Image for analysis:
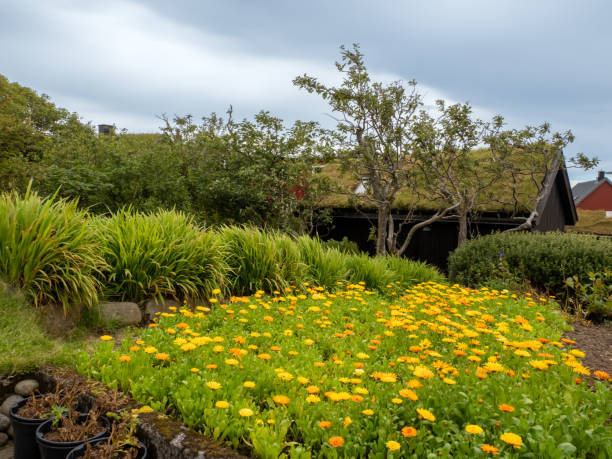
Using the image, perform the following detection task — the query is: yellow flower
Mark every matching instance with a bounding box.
[206,381,222,390]
[391,398,403,404]
[144,345,158,354]
[212,288,221,295]
[413,366,434,379]
[190,368,199,373]
[362,409,374,416]
[306,395,321,403]
[386,440,401,451]
[243,381,255,388]
[500,432,522,448]
[215,401,229,408]
[343,416,352,428]
[399,389,418,401]
[465,425,484,434]
[239,408,254,417]
[225,358,239,366]
[100,335,113,341]
[118,355,131,362]
[416,408,435,422]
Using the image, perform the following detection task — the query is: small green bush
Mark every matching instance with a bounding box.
[564,270,612,320]
[0,188,104,312]
[96,209,228,303]
[448,232,612,300]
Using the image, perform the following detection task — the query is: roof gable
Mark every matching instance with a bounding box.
[572,177,612,204]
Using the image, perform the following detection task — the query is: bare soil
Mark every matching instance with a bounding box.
[563,320,612,378]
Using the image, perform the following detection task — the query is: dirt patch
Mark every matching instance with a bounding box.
[563,321,612,377]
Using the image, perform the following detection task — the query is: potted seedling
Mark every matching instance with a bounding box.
[67,412,147,458]
[36,408,109,459]
[9,386,81,459]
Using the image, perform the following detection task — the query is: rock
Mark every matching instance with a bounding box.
[143,298,181,322]
[6,426,12,439]
[0,414,8,432]
[0,433,7,447]
[96,302,142,325]
[41,304,79,337]
[0,395,22,416]
[0,440,13,459]
[14,379,39,397]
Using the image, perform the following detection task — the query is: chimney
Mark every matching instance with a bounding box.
[597,170,605,181]
[98,124,115,136]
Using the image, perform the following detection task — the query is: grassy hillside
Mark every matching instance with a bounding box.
[567,210,612,235]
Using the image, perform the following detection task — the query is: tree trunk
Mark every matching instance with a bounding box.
[457,210,468,247]
[376,204,389,255]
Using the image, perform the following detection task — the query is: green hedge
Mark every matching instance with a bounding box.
[448,231,612,296]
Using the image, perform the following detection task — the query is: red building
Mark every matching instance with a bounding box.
[572,171,612,211]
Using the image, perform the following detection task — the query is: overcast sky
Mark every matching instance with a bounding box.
[1,0,610,183]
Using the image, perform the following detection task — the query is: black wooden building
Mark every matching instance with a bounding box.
[316,161,577,271]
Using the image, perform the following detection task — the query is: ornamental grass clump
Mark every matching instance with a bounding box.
[95,209,228,303]
[345,253,395,291]
[295,235,348,289]
[220,226,302,295]
[383,256,445,287]
[0,188,104,312]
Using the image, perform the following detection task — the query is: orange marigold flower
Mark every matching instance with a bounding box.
[498,404,515,412]
[129,345,140,351]
[258,353,271,360]
[401,426,418,438]
[594,370,610,380]
[481,444,500,455]
[399,389,418,401]
[328,436,344,448]
[318,420,331,429]
[155,353,169,361]
[119,355,131,362]
[176,322,189,329]
[272,395,290,406]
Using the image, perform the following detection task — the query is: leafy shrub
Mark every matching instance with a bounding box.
[95,209,228,303]
[564,270,612,320]
[0,188,104,312]
[448,232,612,301]
[295,236,349,289]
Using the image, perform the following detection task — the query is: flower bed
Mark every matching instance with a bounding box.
[77,282,612,457]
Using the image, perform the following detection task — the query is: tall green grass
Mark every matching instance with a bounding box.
[95,209,228,303]
[383,256,445,286]
[0,284,65,375]
[220,226,302,294]
[295,235,348,289]
[0,188,104,312]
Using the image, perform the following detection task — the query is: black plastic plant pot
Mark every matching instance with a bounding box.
[9,395,50,459]
[66,438,148,459]
[35,414,109,459]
